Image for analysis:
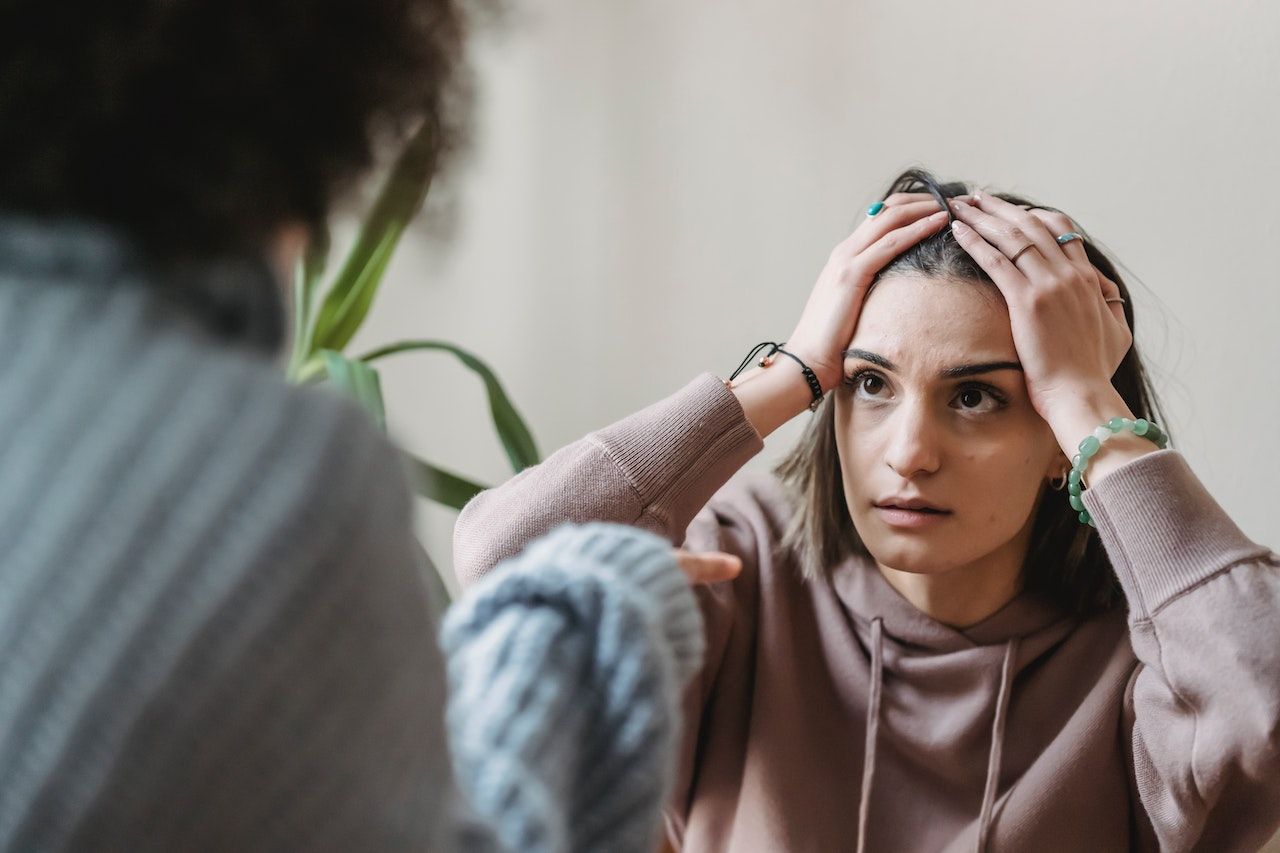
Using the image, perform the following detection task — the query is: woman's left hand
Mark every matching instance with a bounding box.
[948,194,1137,427]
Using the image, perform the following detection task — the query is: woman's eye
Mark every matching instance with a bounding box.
[953,386,1005,412]
[844,370,887,397]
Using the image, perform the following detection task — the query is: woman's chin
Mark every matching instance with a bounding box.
[860,534,962,576]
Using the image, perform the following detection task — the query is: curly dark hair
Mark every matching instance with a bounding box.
[0,0,475,259]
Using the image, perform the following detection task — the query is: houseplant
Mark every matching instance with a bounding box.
[286,120,540,599]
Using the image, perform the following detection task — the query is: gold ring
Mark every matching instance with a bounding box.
[1010,243,1037,264]
[1104,297,1127,304]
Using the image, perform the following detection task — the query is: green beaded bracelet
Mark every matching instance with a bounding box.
[1069,417,1169,528]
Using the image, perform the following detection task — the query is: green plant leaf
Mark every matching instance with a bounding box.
[320,349,387,431]
[287,224,332,379]
[308,121,438,355]
[407,454,487,510]
[359,339,540,472]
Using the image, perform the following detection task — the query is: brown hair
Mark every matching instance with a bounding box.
[774,169,1166,620]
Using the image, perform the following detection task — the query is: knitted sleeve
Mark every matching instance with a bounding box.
[1082,450,1280,851]
[440,522,705,853]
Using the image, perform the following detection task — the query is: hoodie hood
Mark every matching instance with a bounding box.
[831,554,1077,852]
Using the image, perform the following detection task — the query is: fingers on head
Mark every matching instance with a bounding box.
[1026,208,1089,262]
[844,201,946,259]
[1027,208,1076,234]
[951,222,1022,282]
[1098,272,1124,302]
[883,191,936,207]
[863,210,948,264]
[973,194,1063,249]
[876,199,946,226]
[955,202,1043,261]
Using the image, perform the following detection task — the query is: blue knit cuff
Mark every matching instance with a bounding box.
[446,522,705,688]
[442,522,698,852]
[498,522,706,686]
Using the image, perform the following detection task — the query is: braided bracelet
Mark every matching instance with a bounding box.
[1069,417,1169,527]
[724,341,825,412]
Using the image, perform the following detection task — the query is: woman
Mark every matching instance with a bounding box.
[454,170,1280,852]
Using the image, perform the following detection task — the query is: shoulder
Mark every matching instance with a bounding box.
[111,328,420,594]
[178,340,413,526]
[696,467,795,541]
[238,365,419,567]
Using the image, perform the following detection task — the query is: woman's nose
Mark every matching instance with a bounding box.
[884,401,942,479]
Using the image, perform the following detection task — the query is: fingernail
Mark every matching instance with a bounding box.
[972,189,983,203]
[952,220,971,234]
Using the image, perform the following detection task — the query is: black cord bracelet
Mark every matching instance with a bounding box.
[725,341,826,412]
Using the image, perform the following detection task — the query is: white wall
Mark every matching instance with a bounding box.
[353,0,1280,589]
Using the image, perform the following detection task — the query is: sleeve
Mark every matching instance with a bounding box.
[1081,449,1280,853]
[451,373,763,587]
[440,522,705,853]
[450,373,767,841]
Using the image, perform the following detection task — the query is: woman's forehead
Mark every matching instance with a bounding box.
[849,274,1016,366]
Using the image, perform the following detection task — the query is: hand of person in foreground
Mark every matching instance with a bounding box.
[674,549,742,585]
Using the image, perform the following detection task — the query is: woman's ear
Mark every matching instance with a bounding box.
[1044,453,1071,482]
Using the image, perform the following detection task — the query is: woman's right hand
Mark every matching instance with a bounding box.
[782,193,953,392]
[728,193,953,439]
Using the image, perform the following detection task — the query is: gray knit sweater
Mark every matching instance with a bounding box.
[0,217,702,852]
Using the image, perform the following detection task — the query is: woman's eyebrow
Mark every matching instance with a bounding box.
[939,361,1023,379]
[843,348,1022,379]
[843,348,895,369]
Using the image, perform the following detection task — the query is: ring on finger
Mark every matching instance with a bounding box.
[867,201,886,217]
[1056,231,1085,246]
[1010,243,1038,264]
[1105,297,1126,304]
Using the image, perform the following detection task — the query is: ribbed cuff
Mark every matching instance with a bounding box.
[1081,449,1272,619]
[591,373,763,510]
[529,522,705,685]
[451,522,706,686]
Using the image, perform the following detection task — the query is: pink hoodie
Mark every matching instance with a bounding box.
[454,373,1280,852]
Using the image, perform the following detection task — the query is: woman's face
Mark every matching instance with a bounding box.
[833,273,1065,576]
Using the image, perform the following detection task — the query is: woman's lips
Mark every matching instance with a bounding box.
[873,505,953,529]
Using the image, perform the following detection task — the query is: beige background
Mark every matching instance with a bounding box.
[358,0,1278,577]
[355,1,1278,841]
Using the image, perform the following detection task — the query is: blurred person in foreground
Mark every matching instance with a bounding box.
[0,2,725,851]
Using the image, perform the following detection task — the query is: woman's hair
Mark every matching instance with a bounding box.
[0,0,476,260]
[774,168,1166,620]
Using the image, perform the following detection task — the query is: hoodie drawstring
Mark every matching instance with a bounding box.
[855,617,884,853]
[975,638,1019,853]
[856,624,1019,853]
